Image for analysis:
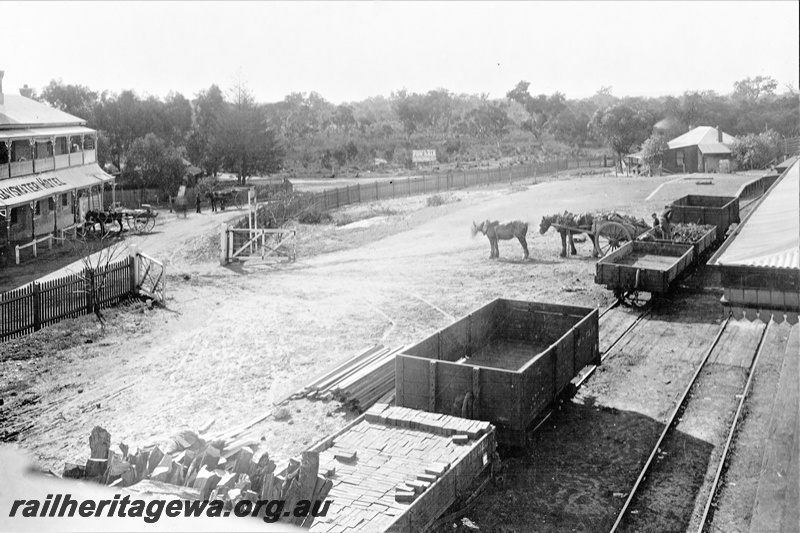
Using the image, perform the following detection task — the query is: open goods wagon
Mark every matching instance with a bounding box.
[667,195,739,241]
[596,241,694,306]
[641,223,718,260]
[395,299,599,446]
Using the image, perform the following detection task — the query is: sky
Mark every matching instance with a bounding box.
[1,1,798,105]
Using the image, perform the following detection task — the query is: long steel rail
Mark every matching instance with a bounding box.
[608,315,733,533]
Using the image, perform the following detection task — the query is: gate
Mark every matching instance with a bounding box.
[132,249,166,303]
[220,224,297,265]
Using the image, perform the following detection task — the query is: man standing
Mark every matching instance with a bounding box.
[195,193,202,213]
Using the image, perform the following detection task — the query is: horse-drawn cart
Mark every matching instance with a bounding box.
[541,212,652,258]
[119,205,158,234]
[82,204,158,236]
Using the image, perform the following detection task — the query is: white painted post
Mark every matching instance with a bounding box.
[220,224,228,266]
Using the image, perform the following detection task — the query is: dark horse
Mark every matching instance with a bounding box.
[539,212,598,257]
[471,220,529,259]
[85,210,124,235]
[205,191,228,212]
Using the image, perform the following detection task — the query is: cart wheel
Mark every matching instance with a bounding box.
[134,215,148,234]
[234,192,243,210]
[596,222,632,256]
[145,216,156,233]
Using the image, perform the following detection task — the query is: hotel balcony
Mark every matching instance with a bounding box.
[0,149,97,180]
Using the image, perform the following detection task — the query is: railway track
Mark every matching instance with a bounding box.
[529,298,652,434]
[607,317,771,533]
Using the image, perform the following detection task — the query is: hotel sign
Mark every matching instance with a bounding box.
[412,149,437,163]
[0,176,67,201]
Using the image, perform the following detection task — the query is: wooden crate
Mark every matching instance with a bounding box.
[667,195,739,241]
[395,299,599,446]
[595,241,694,295]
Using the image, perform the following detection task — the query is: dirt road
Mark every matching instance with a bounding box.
[2,171,755,484]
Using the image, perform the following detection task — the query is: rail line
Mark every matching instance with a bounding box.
[529,298,652,435]
[696,320,772,533]
[607,316,770,533]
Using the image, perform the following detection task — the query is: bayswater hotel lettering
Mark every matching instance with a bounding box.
[0,176,68,201]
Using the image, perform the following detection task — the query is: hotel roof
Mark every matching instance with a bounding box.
[0,94,86,129]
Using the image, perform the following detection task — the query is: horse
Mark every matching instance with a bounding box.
[539,212,598,258]
[471,220,529,259]
[85,209,124,235]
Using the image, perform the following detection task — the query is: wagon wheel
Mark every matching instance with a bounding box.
[233,192,244,210]
[144,215,156,233]
[126,215,136,231]
[133,214,149,234]
[596,222,632,257]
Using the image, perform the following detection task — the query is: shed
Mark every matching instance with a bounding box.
[709,159,799,324]
[663,126,738,174]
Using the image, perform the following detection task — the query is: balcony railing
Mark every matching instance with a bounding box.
[54,154,70,169]
[10,160,33,177]
[1,149,99,179]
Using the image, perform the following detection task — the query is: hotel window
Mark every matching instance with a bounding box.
[48,197,55,212]
[34,201,41,217]
[61,193,68,207]
[11,208,18,225]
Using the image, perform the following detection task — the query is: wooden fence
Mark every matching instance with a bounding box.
[0,256,135,342]
[278,156,611,218]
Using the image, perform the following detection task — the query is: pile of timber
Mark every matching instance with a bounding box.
[288,345,404,412]
[62,424,332,529]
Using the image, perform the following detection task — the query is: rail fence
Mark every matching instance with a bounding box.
[0,256,135,342]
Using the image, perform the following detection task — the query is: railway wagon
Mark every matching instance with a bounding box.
[641,223,718,261]
[395,299,600,446]
[596,241,694,303]
[667,195,739,241]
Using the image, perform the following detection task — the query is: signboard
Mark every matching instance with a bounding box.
[0,176,67,202]
[412,149,437,163]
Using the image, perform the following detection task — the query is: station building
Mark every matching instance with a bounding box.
[0,71,114,262]
[710,157,800,323]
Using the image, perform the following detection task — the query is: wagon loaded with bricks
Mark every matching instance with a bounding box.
[395,299,599,446]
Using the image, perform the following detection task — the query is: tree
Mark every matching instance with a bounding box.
[124,133,185,196]
[216,80,285,184]
[729,130,783,170]
[640,132,669,174]
[589,104,653,167]
[39,79,99,123]
[188,84,226,176]
[733,76,778,103]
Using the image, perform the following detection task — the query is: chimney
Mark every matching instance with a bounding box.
[19,84,33,98]
[0,70,4,105]
[717,126,723,143]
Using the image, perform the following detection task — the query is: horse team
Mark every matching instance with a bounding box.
[472,210,670,260]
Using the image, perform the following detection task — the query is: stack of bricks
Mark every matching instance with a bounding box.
[309,404,494,533]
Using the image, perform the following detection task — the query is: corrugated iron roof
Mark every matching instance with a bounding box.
[713,160,799,270]
[0,125,96,140]
[0,94,86,128]
[697,143,732,155]
[668,126,737,150]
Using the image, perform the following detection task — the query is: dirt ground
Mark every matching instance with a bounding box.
[0,170,760,522]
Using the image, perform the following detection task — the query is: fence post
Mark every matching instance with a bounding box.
[407,177,411,197]
[357,184,361,203]
[346,186,351,205]
[32,282,41,331]
[85,269,94,318]
[375,181,379,201]
[129,244,139,293]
